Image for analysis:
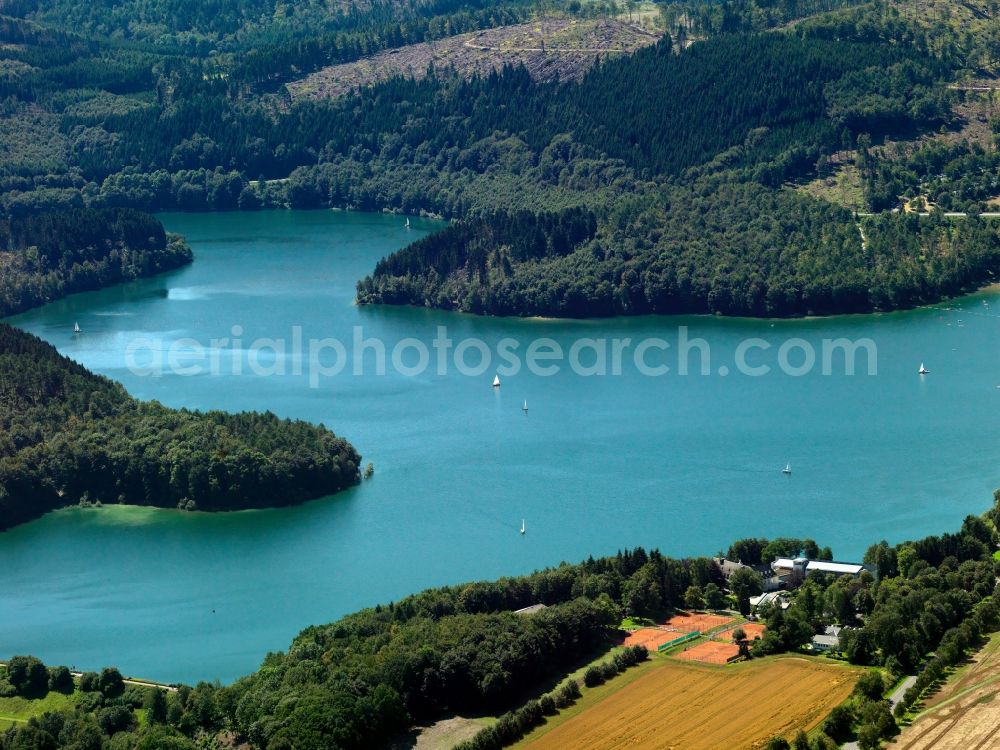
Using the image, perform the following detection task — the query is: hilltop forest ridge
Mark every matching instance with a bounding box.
[0,0,999,316]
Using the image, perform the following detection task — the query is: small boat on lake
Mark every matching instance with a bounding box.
[73,322,81,334]
[782,462,792,475]
[405,217,411,229]
[520,519,526,535]
[492,374,501,387]
[522,400,528,412]
[919,363,928,375]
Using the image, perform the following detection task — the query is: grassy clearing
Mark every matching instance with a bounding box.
[794,162,866,212]
[0,690,78,730]
[391,715,495,750]
[619,616,655,630]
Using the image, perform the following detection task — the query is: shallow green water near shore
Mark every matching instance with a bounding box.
[2,210,998,684]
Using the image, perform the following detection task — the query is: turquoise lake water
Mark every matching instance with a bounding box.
[2,209,999,684]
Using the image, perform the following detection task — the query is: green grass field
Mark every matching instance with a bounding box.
[619,616,655,630]
[0,690,78,730]
[794,163,865,212]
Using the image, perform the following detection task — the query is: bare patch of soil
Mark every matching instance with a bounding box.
[288,19,660,100]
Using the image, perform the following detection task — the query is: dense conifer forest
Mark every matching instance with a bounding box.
[358,186,1000,316]
[0,208,192,317]
[0,325,361,530]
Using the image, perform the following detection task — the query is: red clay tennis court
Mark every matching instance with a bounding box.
[623,628,684,651]
[662,612,736,633]
[674,640,741,664]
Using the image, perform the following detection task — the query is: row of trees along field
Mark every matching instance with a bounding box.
[0,324,362,530]
[2,494,999,749]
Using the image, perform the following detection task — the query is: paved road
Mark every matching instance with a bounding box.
[856,212,1000,218]
[889,675,918,707]
[841,675,917,750]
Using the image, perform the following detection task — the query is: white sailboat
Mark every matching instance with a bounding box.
[73,322,81,334]
[520,519,526,535]
[492,374,501,387]
[522,400,528,412]
[405,217,411,229]
[918,363,928,374]
[782,462,792,475]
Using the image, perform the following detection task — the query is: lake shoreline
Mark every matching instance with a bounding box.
[355,279,1000,323]
[0,489,355,534]
[3,209,999,686]
[0,204,980,327]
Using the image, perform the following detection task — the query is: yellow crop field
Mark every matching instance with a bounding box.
[521,657,860,750]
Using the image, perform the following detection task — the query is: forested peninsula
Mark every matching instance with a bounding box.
[0,208,192,317]
[0,325,361,530]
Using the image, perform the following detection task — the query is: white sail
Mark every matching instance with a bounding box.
[405,218,411,229]
[492,374,501,387]
[522,400,528,411]
[73,322,80,333]
[520,519,525,534]
[783,462,792,474]
[919,363,928,374]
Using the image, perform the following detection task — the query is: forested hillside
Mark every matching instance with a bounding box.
[359,184,1000,316]
[0,208,192,316]
[2,0,540,62]
[0,325,361,530]
[1,0,999,319]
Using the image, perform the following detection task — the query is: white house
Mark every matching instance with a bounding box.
[811,625,844,652]
[805,560,866,576]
